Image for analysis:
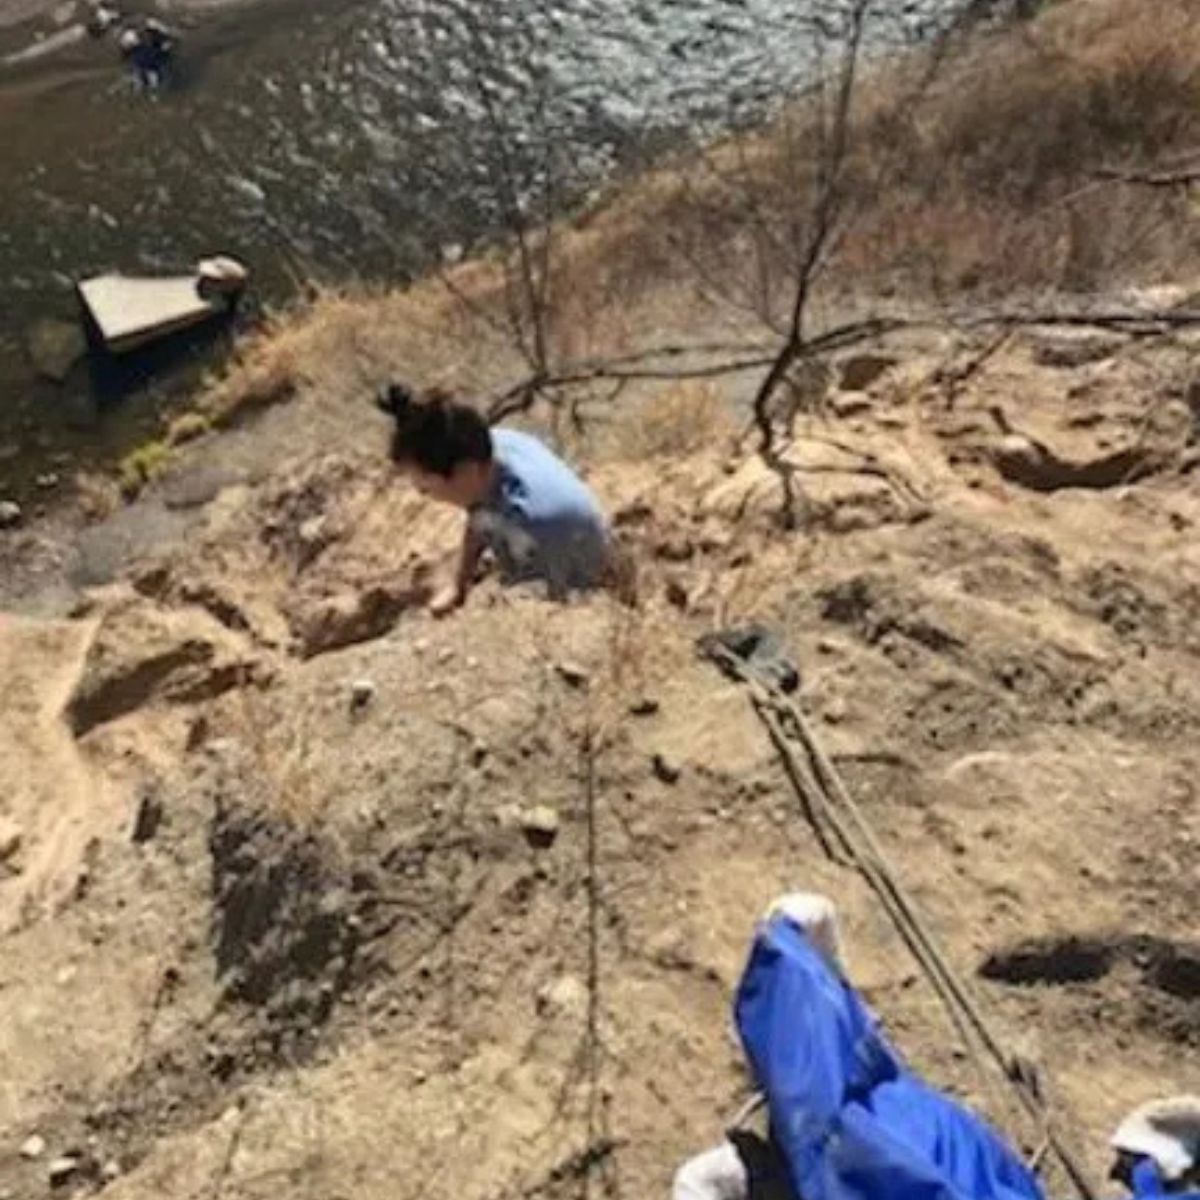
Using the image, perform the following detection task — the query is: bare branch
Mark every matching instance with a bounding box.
[750,0,873,485]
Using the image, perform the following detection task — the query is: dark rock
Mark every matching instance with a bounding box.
[664,577,689,610]
[837,354,897,392]
[131,789,164,844]
[0,818,22,866]
[991,433,1163,493]
[652,753,682,784]
[555,661,589,689]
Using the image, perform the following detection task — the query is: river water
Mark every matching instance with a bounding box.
[0,0,952,503]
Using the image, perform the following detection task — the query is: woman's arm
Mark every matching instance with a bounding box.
[430,521,484,617]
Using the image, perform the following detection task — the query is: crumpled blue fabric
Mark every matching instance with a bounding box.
[734,912,1046,1200]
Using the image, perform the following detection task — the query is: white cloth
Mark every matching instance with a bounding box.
[674,1142,749,1200]
[1112,1096,1200,1181]
[762,892,843,973]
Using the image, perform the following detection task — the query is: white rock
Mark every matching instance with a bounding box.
[520,806,560,842]
[19,1134,46,1160]
[47,1156,79,1187]
[0,501,21,530]
[536,974,587,1017]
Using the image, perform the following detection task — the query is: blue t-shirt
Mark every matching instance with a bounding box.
[469,428,609,595]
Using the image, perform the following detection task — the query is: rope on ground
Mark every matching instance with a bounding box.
[700,641,1099,1200]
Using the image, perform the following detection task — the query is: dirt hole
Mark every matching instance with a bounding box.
[979,937,1117,986]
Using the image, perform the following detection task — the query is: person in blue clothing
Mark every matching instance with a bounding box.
[378,384,612,615]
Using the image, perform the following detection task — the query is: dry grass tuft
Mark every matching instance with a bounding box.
[117,439,172,500]
[235,685,324,828]
[165,412,211,447]
[73,471,122,522]
[607,381,734,462]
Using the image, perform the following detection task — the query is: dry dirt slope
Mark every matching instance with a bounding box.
[0,324,1198,1200]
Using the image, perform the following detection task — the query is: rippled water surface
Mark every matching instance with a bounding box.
[0,0,951,498]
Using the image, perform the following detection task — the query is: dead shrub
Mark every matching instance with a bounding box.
[839,0,1200,293]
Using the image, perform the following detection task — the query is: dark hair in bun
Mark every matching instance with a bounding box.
[376,382,415,419]
[380,383,492,478]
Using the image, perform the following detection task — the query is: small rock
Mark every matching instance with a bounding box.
[647,928,695,970]
[36,473,59,490]
[520,806,560,848]
[664,577,689,610]
[19,1134,46,1160]
[1027,328,1126,369]
[629,697,660,717]
[298,516,325,543]
[822,696,849,725]
[25,319,86,383]
[555,661,589,688]
[652,753,682,784]
[186,714,210,753]
[101,1160,122,1182]
[131,789,163,844]
[0,818,22,864]
[47,1157,79,1188]
[828,391,873,419]
[536,973,587,1017]
[837,353,897,392]
[350,679,376,711]
[0,500,21,529]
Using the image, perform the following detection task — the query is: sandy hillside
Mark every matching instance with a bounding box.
[0,314,1197,1200]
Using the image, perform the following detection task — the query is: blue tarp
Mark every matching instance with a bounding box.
[734,912,1047,1200]
[734,910,1200,1200]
